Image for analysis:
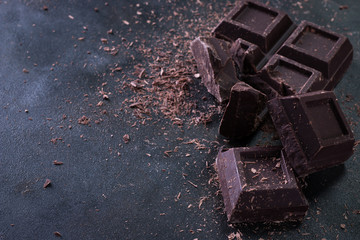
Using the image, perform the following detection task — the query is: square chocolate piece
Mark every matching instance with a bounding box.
[216,146,308,223]
[212,0,293,53]
[263,54,325,95]
[190,37,240,103]
[278,21,353,90]
[268,91,355,176]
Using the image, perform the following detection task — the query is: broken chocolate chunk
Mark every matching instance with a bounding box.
[242,70,281,100]
[268,91,354,176]
[190,37,240,103]
[212,0,293,53]
[278,20,353,90]
[216,146,308,223]
[230,38,264,74]
[219,82,266,139]
[263,54,325,95]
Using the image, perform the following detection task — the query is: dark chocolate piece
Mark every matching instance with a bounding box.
[216,146,308,223]
[242,70,282,100]
[278,20,353,90]
[230,38,265,74]
[263,54,325,95]
[190,37,239,103]
[212,0,293,53]
[219,82,266,139]
[268,91,354,176]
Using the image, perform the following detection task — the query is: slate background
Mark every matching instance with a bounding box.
[0,0,359,239]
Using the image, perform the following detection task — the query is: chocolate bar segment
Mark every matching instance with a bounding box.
[278,20,353,90]
[219,82,266,139]
[190,37,239,103]
[216,146,308,223]
[263,54,325,95]
[212,0,293,53]
[230,38,265,74]
[268,91,355,176]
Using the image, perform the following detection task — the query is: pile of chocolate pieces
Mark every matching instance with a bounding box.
[191,0,355,223]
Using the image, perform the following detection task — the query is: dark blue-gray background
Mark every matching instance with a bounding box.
[0,0,359,239]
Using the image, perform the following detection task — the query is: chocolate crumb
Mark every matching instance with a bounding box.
[123,134,130,143]
[43,179,51,188]
[78,115,90,125]
[53,160,63,165]
[339,5,348,10]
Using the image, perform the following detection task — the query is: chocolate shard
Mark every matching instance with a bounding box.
[268,91,355,177]
[216,146,309,223]
[263,54,325,95]
[219,82,267,139]
[278,20,353,90]
[212,0,293,53]
[230,38,265,75]
[242,69,282,100]
[190,37,240,103]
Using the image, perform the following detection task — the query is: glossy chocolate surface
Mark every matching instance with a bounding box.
[216,146,308,223]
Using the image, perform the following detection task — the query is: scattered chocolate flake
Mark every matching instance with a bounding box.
[43,5,48,11]
[43,179,51,188]
[54,231,62,237]
[53,160,63,165]
[122,20,130,25]
[78,115,90,125]
[339,5,348,10]
[198,196,208,209]
[22,68,29,73]
[227,231,243,240]
[123,134,130,143]
[353,210,360,214]
[187,181,198,188]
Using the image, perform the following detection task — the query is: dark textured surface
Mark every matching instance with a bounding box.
[0,0,360,239]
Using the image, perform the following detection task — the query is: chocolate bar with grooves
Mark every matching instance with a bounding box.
[277,20,353,90]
